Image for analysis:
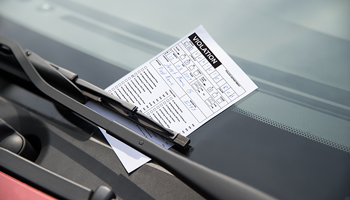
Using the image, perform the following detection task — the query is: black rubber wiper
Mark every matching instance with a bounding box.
[26,50,190,149]
[0,36,276,200]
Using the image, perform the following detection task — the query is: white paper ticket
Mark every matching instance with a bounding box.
[88,25,257,173]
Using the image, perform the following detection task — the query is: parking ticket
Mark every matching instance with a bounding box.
[88,25,258,173]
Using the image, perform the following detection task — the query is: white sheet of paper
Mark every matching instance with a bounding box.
[88,25,258,173]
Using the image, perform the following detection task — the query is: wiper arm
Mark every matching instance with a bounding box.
[0,36,276,200]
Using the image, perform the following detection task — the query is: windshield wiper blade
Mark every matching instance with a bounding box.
[25,50,190,149]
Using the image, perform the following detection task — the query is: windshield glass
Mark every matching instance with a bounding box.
[0,0,349,153]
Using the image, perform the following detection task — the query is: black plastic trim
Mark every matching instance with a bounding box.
[0,147,92,200]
